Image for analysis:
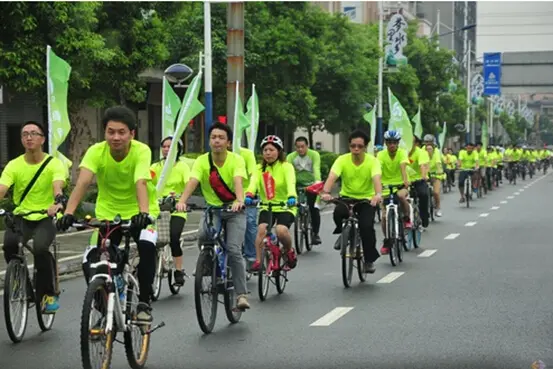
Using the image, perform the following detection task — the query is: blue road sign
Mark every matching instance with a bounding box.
[483,52,501,95]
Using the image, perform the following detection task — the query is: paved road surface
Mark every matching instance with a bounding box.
[0,175,552,369]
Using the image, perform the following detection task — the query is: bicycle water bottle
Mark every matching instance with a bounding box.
[268,234,278,246]
[115,275,126,302]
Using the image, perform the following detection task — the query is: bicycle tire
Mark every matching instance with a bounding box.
[303,210,312,252]
[354,228,366,282]
[36,252,56,332]
[124,277,151,369]
[428,188,435,222]
[275,267,287,294]
[3,260,29,343]
[465,178,470,208]
[293,217,303,255]
[167,245,182,295]
[341,225,354,288]
[80,278,114,369]
[150,249,163,301]
[388,211,399,267]
[223,267,242,324]
[257,249,270,301]
[194,248,218,334]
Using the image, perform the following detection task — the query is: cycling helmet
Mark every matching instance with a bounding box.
[161,136,183,155]
[375,145,384,151]
[423,134,436,144]
[384,130,401,141]
[260,135,284,151]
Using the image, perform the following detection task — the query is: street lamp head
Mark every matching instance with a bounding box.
[164,63,193,85]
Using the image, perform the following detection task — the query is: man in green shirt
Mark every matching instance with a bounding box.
[287,137,322,245]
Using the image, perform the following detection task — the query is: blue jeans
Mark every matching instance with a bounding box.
[243,206,258,260]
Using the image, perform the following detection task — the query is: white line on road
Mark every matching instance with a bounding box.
[514,192,520,195]
[417,249,437,258]
[444,233,460,240]
[465,221,477,227]
[520,189,525,192]
[507,196,514,199]
[500,201,508,204]
[480,213,489,217]
[490,206,500,210]
[376,272,404,284]
[310,307,354,326]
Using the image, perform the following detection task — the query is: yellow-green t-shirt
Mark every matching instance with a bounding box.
[445,154,457,170]
[477,149,488,166]
[427,149,443,174]
[330,153,381,200]
[0,154,66,221]
[150,159,190,219]
[80,140,160,220]
[377,148,408,194]
[190,152,247,206]
[239,147,257,193]
[408,147,430,181]
[247,160,297,214]
[458,149,479,170]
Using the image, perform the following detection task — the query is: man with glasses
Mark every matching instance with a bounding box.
[0,121,67,313]
[320,129,383,274]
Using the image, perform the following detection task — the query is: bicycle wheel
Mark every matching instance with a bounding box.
[388,211,399,267]
[224,267,242,324]
[293,216,303,255]
[354,229,366,282]
[303,211,312,252]
[410,208,422,249]
[428,188,435,222]
[275,263,287,294]
[80,278,114,369]
[124,276,151,369]
[258,249,270,301]
[36,252,56,331]
[194,248,218,334]
[341,225,354,288]
[167,245,181,295]
[150,248,163,301]
[3,259,29,343]
[465,179,470,208]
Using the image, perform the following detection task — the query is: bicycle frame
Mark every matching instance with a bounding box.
[384,185,406,240]
[255,201,289,273]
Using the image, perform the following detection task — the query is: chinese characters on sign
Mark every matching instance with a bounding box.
[483,52,501,96]
[385,14,408,66]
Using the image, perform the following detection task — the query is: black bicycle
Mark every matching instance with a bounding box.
[294,187,312,255]
[0,209,60,343]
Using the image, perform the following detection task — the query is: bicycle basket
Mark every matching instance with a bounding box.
[156,211,171,244]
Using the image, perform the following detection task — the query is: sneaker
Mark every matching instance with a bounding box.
[286,249,297,269]
[435,210,443,217]
[41,295,59,314]
[136,302,153,323]
[236,294,250,310]
[363,262,376,274]
[173,269,186,286]
[250,260,261,272]
[380,245,390,255]
[312,234,322,245]
[334,237,342,250]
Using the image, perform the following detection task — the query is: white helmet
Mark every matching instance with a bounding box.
[260,135,284,150]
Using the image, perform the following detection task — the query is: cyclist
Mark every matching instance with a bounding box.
[238,147,258,270]
[444,148,457,188]
[58,106,160,323]
[287,136,322,245]
[408,135,430,228]
[320,129,383,274]
[377,130,410,256]
[150,136,189,286]
[475,142,487,193]
[457,142,480,203]
[486,146,498,190]
[175,122,250,310]
[424,135,444,217]
[0,121,67,313]
[247,135,298,272]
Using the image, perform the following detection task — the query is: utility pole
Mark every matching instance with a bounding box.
[204,1,213,151]
[377,0,384,146]
[227,2,245,136]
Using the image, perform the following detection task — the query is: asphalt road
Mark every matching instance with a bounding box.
[0,175,552,369]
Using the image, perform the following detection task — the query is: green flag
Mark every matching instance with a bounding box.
[245,84,260,152]
[156,72,205,196]
[46,45,72,169]
[412,104,422,138]
[481,122,488,151]
[232,81,251,153]
[387,88,414,152]
[363,103,377,153]
[160,76,182,158]
[438,122,447,149]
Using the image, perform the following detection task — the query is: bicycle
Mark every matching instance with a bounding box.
[255,201,296,301]
[73,215,165,369]
[427,174,435,222]
[406,185,423,250]
[0,209,60,343]
[151,193,185,301]
[193,205,246,334]
[383,185,409,266]
[294,187,312,255]
[327,198,371,288]
[461,169,475,208]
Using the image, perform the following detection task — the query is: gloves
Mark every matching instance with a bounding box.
[54,194,68,208]
[245,192,254,206]
[131,212,152,229]
[57,213,76,231]
[287,197,297,207]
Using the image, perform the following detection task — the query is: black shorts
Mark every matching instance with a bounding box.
[258,211,295,229]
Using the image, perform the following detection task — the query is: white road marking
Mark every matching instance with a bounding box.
[418,249,437,258]
[490,206,500,210]
[520,189,525,192]
[480,213,489,217]
[310,307,354,326]
[500,201,508,204]
[376,272,404,284]
[514,192,520,195]
[507,196,514,199]
[444,233,460,240]
[465,221,477,227]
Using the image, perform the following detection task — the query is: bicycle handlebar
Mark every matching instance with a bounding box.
[71,216,133,230]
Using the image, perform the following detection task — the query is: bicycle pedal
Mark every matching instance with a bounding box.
[145,321,165,334]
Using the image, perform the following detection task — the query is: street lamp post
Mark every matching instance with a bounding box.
[377,0,384,146]
[204,1,213,152]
